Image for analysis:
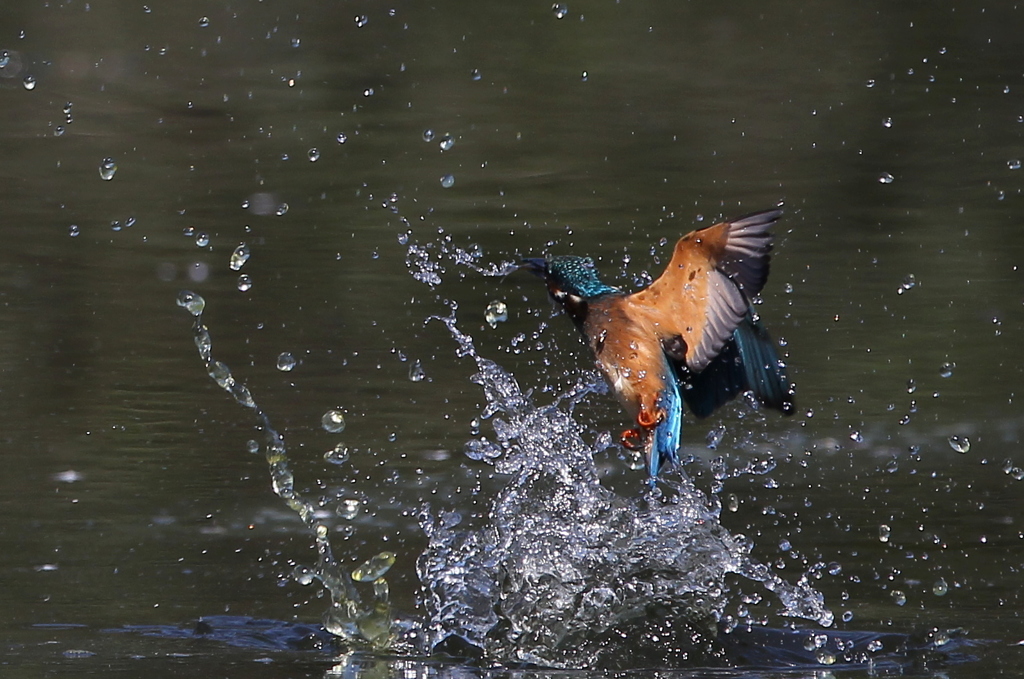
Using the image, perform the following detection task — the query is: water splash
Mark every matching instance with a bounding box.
[174,231,833,668]
[403,229,517,288]
[175,291,394,649]
[416,305,833,668]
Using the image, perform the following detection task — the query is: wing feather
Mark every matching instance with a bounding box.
[628,209,780,373]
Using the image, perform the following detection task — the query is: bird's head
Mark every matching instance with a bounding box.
[520,256,620,324]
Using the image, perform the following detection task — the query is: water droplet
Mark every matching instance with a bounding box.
[422,129,435,142]
[68,224,80,237]
[866,79,876,88]
[440,174,455,188]
[470,69,481,81]
[897,273,916,294]
[237,274,252,291]
[321,409,346,434]
[484,300,508,327]
[62,649,96,659]
[725,493,739,512]
[947,435,970,454]
[827,562,842,576]
[933,577,948,596]
[292,565,315,586]
[198,16,210,27]
[22,74,35,90]
[246,439,259,454]
[581,70,588,82]
[336,132,347,144]
[337,498,360,519]
[229,243,250,270]
[195,232,210,247]
[783,282,794,293]
[891,590,907,606]
[373,577,389,601]
[1008,159,1021,170]
[354,14,369,27]
[207,360,234,390]
[53,125,64,136]
[552,3,569,18]
[842,610,854,622]
[176,290,206,316]
[882,117,893,128]
[98,157,117,181]
[308,147,320,162]
[363,87,374,97]
[110,220,123,232]
[867,639,883,652]
[878,172,894,184]
[275,203,289,216]
[291,38,301,48]
[276,352,297,371]
[939,362,955,378]
[706,424,726,449]
[849,431,863,443]
[878,524,891,543]
[439,134,455,151]
[351,551,396,582]
[324,443,349,465]
[815,649,836,665]
[408,359,426,382]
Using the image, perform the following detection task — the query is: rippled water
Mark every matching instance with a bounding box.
[1,1,1021,677]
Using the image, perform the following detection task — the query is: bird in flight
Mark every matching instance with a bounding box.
[522,209,794,481]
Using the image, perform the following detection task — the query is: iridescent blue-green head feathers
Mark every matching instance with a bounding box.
[520,255,621,330]
[521,256,620,300]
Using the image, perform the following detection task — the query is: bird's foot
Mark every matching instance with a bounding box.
[621,408,665,451]
[620,427,646,451]
[637,407,664,429]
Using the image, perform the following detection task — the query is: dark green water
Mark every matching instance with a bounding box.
[0,1,1020,676]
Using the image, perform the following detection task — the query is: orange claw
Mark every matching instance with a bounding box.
[622,406,667,451]
[620,428,645,451]
[637,407,663,429]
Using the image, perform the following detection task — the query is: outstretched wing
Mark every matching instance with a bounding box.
[629,209,781,373]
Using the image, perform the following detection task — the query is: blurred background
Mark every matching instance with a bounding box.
[0,1,1020,676]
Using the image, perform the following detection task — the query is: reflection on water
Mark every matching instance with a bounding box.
[110,615,978,676]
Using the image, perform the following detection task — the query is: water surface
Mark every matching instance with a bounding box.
[0,1,1021,677]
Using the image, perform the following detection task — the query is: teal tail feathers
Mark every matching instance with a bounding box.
[733,313,794,414]
[682,313,794,419]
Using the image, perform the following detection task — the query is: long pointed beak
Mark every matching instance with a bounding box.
[519,258,547,277]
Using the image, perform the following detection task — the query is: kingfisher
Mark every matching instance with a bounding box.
[521,209,794,481]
